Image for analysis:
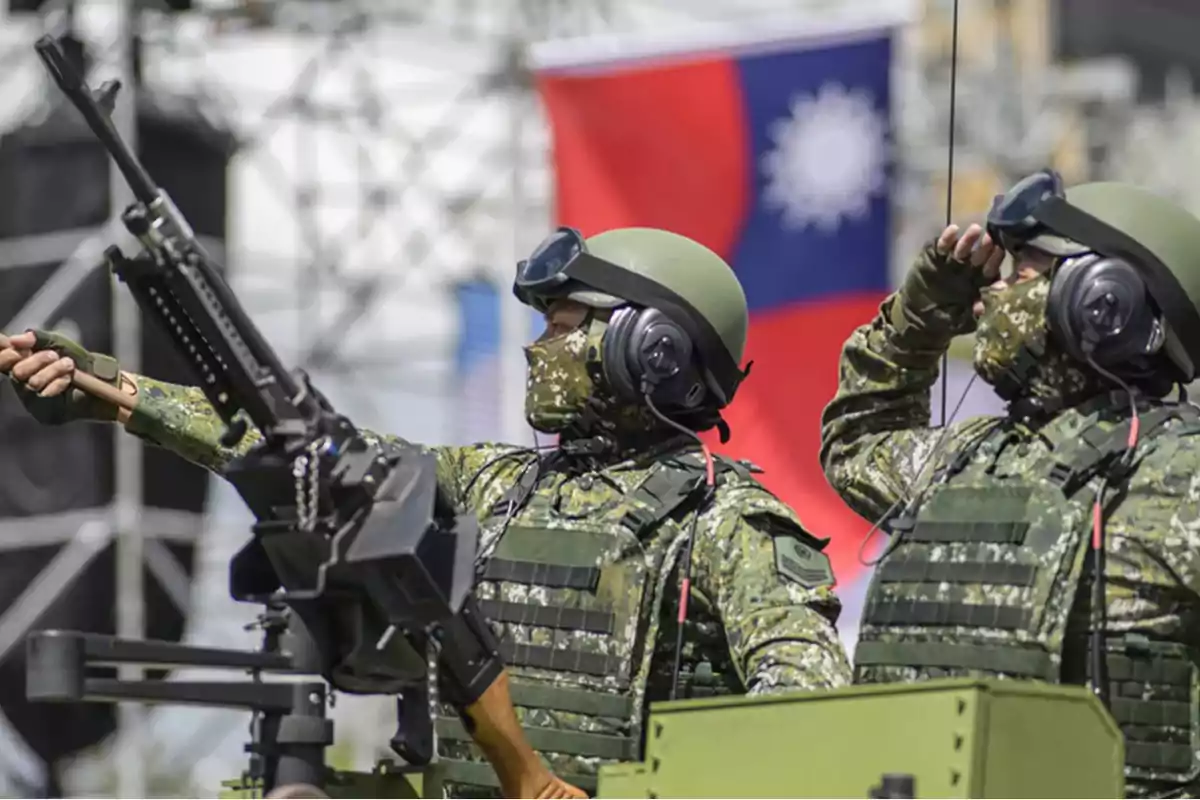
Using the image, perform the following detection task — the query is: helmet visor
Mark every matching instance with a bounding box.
[986,169,1066,252]
[514,227,592,313]
[515,226,584,285]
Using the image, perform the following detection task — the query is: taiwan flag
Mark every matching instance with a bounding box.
[531,14,907,601]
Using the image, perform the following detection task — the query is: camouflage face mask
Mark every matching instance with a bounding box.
[523,327,596,433]
[973,272,1100,405]
[972,273,1051,388]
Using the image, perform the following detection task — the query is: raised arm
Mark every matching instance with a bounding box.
[820,224,1003,523]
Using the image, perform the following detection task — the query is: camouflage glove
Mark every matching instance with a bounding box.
[11,330,121,425]
[890,238,991,345]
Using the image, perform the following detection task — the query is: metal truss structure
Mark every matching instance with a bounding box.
[0,0,1151,795]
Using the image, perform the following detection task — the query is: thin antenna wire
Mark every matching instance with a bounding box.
[939,0,961,428]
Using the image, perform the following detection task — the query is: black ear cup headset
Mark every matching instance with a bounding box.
[600,305,709,410]
[986,170,1188,376]
[1045,254,1164,369]
[514,227,748,413]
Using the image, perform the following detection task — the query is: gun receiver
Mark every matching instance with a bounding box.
[30,34,562,798]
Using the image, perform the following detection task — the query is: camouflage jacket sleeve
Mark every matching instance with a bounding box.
[688,479,852,694]
[125,375,503,508]
[819,241,997,523]
[125,377,263,472]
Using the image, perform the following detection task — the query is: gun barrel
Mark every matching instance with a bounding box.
[34,35,158,204]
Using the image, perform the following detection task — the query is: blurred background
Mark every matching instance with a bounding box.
[0,0,1196,795]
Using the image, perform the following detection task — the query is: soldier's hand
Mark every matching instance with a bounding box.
[0,329,122,425]
[0,332,31,374]
[935,223,1005,285]
[893,223,1007,341]
[0,331,76,399]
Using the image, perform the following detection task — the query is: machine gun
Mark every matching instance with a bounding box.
[28,34,573,799]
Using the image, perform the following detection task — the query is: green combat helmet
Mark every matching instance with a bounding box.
[514,226,751,416]
[991,174,1200,385]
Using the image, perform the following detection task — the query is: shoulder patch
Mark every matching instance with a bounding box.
[773,535,835,589]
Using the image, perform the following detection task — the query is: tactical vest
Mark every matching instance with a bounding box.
[855,400,1200,791]
[434,452,751,797]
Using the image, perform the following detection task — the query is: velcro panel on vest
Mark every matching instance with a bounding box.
[863,599,1031,630]
[498,641,621,678]
[1124,747,1193,775]
[1111,696,1190,727]
[482,558,600,591]
[905,486,1033,545]
[483,525,610,591]
[507,681,634,719]
[876,558,1036,586]
[855,640,1056,681]
[868,544,1039,630]
[905,520,1029,544]
[478,599,614,634]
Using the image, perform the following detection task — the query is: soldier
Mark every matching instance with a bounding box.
[3,226,851,797]
[820,171,1200,798]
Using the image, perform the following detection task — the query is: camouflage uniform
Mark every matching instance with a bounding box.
[821,237,1200,798]
[9,226,851,796]
[126,375,849,795]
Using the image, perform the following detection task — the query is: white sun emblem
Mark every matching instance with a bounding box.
[761,82,889,233]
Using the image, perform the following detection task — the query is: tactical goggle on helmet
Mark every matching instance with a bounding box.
[986,169,1093,259]
[987,169,1200,380]
[513,226,745,406]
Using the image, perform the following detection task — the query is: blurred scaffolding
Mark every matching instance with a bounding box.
[0,0,1197,795]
